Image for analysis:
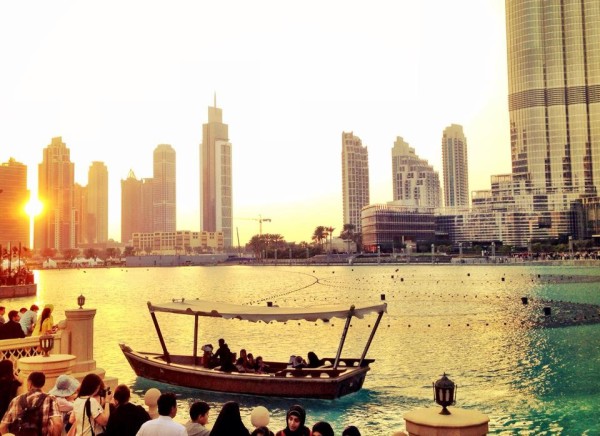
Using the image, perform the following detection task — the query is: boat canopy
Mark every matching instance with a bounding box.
[148,299,387,323]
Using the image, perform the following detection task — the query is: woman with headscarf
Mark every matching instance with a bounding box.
[0,359,21,420]
[275,405,310,436]
[209,401,249,436]
[312,421,334,436]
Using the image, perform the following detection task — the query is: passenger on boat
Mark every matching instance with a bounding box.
[311,421,334,436]
[275,405,310,436]
[201,344,213,368]
[0,306,5,324]
[246,353,257,372]
[254,356,269,374]
[292,356,307,369]
[213,339,235,372]
[209,401,249,436]
[307,351,321,368]
[235,349,250,372]
[184,401,210,436]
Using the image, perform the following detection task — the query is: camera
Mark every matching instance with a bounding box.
[99,387,111,398]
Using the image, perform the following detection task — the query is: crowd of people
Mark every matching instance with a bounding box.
[0,359,393,436]
[0,303,58,340]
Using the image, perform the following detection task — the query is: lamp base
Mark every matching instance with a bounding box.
[439,406,451,415]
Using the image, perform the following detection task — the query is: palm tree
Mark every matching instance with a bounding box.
[312,226,327,250]
[340,223,355,253]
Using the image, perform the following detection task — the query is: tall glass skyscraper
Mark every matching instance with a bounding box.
[35,137,75,251]
[87,161,109,243]
[441,124,469,208]
[200,97,232,248]
[153,144,176,233]
[506,0,600,204]
[0,158,29,247]
[342,132,370,233]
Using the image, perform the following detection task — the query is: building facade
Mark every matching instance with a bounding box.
[87,161,109,243]
[506,0,600,219]
[35,137,75,252]
[341,131,370,233]
[442,124,469,208]
[153,144,176,233]
[0,158,29,247]
[391,137,441,208]
[131,230,224,254]
[361,203,436,252]
[200,98,232,248]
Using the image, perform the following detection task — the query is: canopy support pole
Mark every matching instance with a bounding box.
[333,306,355,369]
[150,309,171,364]
[359,310,384,367]
[193,314,199,364]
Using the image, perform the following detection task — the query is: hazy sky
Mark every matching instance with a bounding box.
[0,1,510,244]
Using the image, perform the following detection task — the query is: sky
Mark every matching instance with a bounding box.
[0,1,510,245]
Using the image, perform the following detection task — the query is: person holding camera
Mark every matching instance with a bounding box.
[68,373,112,436]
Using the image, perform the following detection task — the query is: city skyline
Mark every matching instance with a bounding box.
[0,1,510,244]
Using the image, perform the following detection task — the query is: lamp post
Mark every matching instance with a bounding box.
[433,373,457,415]
[77,294,86,309]
[39,334,55,357]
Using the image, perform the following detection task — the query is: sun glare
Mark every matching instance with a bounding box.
[25,198,43,217]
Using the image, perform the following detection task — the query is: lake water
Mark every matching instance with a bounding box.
[5,264,600,435]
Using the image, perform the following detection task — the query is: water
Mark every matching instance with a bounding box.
[4,264,599,434]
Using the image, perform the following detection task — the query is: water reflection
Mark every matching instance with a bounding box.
[6,264,599,434]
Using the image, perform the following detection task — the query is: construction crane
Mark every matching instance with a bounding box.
[236,214,272,236]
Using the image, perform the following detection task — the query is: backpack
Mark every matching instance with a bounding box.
[8,393,47,436]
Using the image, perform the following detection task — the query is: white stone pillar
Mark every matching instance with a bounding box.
[17,354,76,395]
[64,309,97,374]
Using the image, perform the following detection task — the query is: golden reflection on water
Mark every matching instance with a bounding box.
[11,264,600,434]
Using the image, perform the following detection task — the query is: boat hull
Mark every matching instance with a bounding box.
[0,283,37,298]
[120,344,370,399]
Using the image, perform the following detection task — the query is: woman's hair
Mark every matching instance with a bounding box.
[37,308,52,332]
[0,359,15,379]
[78,373,104,396]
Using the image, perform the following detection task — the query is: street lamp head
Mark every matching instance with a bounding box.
[433,373,457,415]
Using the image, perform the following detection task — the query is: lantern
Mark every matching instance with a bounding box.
[39,334,54,357]
[77,294,86,309]
[433,373,457,415]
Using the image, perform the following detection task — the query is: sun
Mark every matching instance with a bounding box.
[25,198,43,217]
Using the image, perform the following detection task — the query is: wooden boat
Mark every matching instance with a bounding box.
[120,299,387,399]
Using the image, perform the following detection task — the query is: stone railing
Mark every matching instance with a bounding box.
[0,321,70,367]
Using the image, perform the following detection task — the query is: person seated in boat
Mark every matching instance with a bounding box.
[292,355,307,369]
[201,344,213,368]
[214,339,235,371]
[235,348,250,372]
[246,353,257,373]
[307,351,321,368]
[254,356,269,374]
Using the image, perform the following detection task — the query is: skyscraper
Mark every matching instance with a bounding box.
[200,97,232,248]
[506,0,600,204]
[0,158,29,247]
[87,161,109,243]
[391,137,441,208]
[341,131,370,233]
[441,124,469,208]
[35,137,75,252]
[121,171,154,245]
[153,144,176,233]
